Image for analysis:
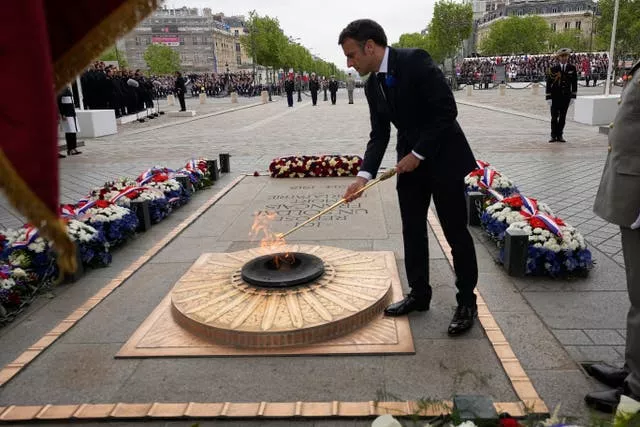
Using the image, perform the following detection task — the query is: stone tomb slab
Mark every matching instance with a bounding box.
[219,177,388,241]
[117,249,414,357]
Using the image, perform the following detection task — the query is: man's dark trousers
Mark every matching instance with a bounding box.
[178,92,186,111]
[287,92,294,106]
[397,163,478,307]
[550,97,570,139]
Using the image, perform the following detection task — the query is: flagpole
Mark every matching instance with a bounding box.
[604,0,619,96]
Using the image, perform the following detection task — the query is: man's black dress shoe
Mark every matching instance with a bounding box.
[586,363,629,388]
[448,305,477,336]
[58,153,66,158]
[548,137,557,143]
[557,137,567,143]
[585,388,624,413]
[384,295,429,317]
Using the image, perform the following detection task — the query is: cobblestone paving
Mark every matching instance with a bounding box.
[0,87,629,375]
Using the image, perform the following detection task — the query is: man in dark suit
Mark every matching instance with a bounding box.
[328,76,339,105]
[284,74,295,107]
[309,73,320,106]
[339,19,479,336]
[545,48,577,143]
[174,71,187,112]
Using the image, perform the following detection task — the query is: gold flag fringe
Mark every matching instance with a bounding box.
[0,149,76,276]
[53,0,160,91]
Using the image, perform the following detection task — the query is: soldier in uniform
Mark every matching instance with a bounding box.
[545,48,577,143]
[174,71,187,112]
[346,72,355,104]
[284,74,295,107]
[585,59,640,413]
[309,72,320,106]
[57,86,81,158]
[328,75,339,105]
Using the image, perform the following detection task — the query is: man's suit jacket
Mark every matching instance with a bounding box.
[545,63,578,101]
[594,60,640,226]
[362,47,476,180]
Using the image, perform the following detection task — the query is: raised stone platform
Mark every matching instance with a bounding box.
[116,108,156,124]
[118,248,412,357]
[167,110,196,117]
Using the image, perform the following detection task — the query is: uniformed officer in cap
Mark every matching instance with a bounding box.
[545,47,577,143]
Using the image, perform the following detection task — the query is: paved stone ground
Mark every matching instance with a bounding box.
[0,87,629,423]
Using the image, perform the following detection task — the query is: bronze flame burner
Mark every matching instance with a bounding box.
[241,252,325,288]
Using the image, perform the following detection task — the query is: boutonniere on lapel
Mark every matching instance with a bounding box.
[385,72,397,88]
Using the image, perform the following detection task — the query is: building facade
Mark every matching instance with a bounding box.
[121,7,253,73]
[475,0,596,53]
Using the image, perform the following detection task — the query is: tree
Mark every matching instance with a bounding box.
[240,11,288,76]
[428,0,473,64]
[548,29,589,53]
[392,32,432,51]
[480,16,551,55]
[596,0,640,58]
[99,46,128,68]
[143,44,181,74]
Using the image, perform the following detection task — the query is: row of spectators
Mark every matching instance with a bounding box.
[79,64,284,116]
[80,62,156,118]
[457,53,611,84]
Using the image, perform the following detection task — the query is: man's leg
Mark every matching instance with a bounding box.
[432,178,478,308]
[550,102,560,140]
[348,90,353,104]
[623,227,640,396]
[586,227,640,412]
[557,98,570,141]
[396,170,432,301]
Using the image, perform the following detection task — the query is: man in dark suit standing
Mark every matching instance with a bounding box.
[309,73,320,106]
[328,76,339,105]
[340,19,479,335]
[284,74,295,107]
[174,71,187,112]
[545,48,577,143]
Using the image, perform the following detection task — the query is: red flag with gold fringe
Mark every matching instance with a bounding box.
[0,0,159,275]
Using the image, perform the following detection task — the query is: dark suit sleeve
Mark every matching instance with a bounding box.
[571,65,578,98]
[360,79,391,177]
[545,67,553,100]
[409,50,458,160]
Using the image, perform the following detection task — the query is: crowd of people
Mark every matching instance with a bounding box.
[78,65,285,116]
[457,52,610,85]
[80,62,156,118]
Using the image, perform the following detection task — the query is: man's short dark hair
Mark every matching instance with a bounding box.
[338,19,387,48]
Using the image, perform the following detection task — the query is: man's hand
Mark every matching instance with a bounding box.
[395,153,421,174]
[343,176,368,202]
[546,99,552,107]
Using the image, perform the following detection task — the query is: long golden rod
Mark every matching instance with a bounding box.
[276,168,396,239]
